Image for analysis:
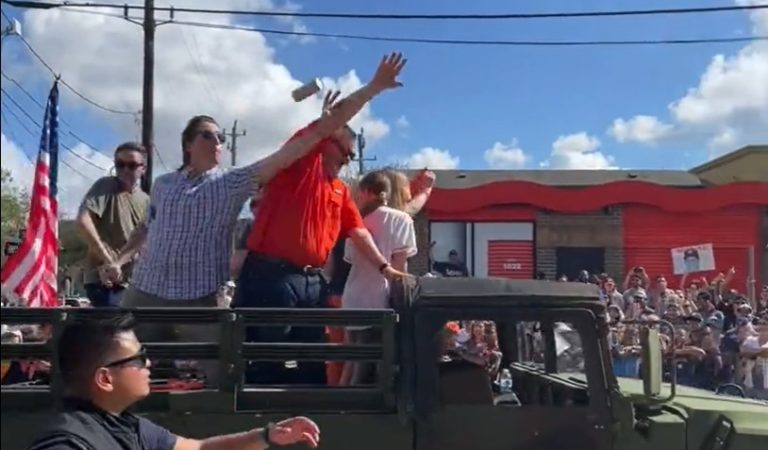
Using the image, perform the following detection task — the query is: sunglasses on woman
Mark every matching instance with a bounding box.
[197,130,227,144]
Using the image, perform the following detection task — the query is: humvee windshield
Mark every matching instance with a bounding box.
[434,317,589,408]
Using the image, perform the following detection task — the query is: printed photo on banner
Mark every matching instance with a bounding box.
[671,243,716,275]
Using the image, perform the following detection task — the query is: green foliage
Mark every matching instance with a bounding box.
[1,169,29,247]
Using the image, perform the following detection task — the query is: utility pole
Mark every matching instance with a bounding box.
[356,128,376,175]
[140,0,156,193]
[225,120,247,167]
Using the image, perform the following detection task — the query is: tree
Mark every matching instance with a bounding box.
[1,169,29,248]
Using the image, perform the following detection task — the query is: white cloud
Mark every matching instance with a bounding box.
[1,133,112,218]
[670,47,768,126]
[707,127,739,156]
[15,0,390,181]
[608,1,768,148]
[608,115,674,144]
[1,133,34,190]
[273,0,316,45]
[542,132,617,169]
[483,141,529,169]
[402,147,459,170]
[395,115,410,129]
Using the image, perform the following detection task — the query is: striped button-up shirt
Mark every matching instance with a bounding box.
[130,163,260,300]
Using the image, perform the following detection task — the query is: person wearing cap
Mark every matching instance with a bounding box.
[683,248,701,274]
[234,53,411,385]
[622,267,648,312]
[432,248,469,277]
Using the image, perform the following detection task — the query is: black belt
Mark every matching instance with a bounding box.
[249,253,325,276]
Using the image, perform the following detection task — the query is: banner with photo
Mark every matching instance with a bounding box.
[671,243,716,275]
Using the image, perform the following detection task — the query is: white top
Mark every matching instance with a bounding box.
[342,206,417,326]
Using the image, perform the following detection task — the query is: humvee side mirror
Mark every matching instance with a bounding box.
[640,327,662,398]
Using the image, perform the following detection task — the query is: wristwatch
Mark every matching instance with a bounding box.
[260,422,275,448]
[379,262,391,273]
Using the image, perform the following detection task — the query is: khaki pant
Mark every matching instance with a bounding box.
[121,287,220,387]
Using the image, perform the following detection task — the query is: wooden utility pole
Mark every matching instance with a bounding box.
[356,128,376,175]
[140,0,156,193]
[225,120,247,167]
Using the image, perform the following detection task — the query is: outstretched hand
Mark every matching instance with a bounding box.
[371,52,407,91]
[268,417,321,448]
[321,90,342,117]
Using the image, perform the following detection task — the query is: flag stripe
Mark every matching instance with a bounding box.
[0,81,60,308]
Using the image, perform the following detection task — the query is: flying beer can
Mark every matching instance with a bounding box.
[292,78,323,102]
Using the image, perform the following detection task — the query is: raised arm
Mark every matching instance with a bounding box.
[404,170,435,217]
[252,52,407,185]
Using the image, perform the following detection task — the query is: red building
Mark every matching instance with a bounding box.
[413,146,768,299]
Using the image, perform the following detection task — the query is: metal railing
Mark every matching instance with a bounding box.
[0,307,399,413]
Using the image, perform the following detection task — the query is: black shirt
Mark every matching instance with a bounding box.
[28,399,176,450]
[433,261,469,277]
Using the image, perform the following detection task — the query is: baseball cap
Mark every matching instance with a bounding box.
[684,248,699,259]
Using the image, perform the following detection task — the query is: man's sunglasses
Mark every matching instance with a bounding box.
[197,130,227,144]
[115,161,145,170]
[103,348,148,369]
[330,137,356,160]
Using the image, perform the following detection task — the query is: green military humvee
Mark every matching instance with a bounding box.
[2,278,767,449]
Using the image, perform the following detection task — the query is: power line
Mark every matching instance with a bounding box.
[19,5,768,48]
[153,146,168,172]
[1,99,93,179]
[0,8,137,116]
[0,109,37,166]
[0,87,109,172]
[171,19,768,47]
[2,70,107,154]
[1,98,40,144]
[6,1,768,20]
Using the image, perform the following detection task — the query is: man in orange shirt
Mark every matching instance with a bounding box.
[234,53,410,384]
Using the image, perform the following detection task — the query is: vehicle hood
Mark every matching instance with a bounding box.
[617,377,768,447]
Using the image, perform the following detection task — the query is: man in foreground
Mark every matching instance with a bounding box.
[28,314,320,450]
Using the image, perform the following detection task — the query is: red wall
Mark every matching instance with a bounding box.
[623,205,762,292]
[487,240,534,280]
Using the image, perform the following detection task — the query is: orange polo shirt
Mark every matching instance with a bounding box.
[246,123,365,268]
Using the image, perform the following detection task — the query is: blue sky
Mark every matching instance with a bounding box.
[278,0,763,170]
[1,0,766,210]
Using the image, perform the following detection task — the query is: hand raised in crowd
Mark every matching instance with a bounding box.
[267,416,321,448]
[414,168,436,192]
[370,52,407,92]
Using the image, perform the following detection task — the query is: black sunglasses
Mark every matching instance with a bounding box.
[197,130,226,144]
[330,137,356,161]
[115,161,145,170]
[103,347,148,369]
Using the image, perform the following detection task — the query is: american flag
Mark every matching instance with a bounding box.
[1,81,60,307]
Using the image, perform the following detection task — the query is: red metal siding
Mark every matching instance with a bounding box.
[623,205,761,291]
[487,240,534,280]
[428,205,537,222]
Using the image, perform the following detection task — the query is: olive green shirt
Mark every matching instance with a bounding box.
[79,177,149,285]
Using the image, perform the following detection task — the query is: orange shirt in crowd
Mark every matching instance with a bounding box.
[246,123,364,268]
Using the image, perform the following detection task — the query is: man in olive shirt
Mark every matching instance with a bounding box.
[77,142,149,307]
